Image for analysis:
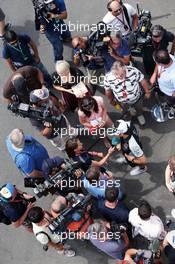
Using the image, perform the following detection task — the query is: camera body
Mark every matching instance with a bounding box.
[79,22,110,67]
[48,194,92,239]
[8,102,62,125]
[31,0,56,30]
[136,9,152,45]
[131,7,152,57]
[24,160,83,198]
[110,221,127,235]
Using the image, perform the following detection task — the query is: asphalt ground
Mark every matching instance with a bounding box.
[0,0,175,263]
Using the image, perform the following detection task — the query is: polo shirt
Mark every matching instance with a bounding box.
[3,66,42,103]
[89,234,126,259]
[157,55,175,96]
[104,66,144,104]
[103,4,136,36]
[98,199,129,223]
[129,208,165,241]
[6,136,49,176]
[101,39,131,73]
[2,34,34,67]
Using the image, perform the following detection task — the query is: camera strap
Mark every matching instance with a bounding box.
[122,5,132,32]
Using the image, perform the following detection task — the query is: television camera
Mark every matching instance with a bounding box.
[131,4,152,56]
[7,101,63,125]
[24,160,83,198]
[48,193,92,238]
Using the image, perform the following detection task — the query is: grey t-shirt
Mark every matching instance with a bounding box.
[89,235,126,259]
[0,8,5,21]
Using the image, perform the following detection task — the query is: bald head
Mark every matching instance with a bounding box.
[108,0,122,16]
[72,36,80,48]
[9,128,25,149]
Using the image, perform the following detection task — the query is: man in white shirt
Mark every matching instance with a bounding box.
[151,50,175,119]
[27,206,75,257]
[103,0,138,38]
[129,201,165,243]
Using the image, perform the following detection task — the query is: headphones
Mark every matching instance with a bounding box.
[107,0,123,12]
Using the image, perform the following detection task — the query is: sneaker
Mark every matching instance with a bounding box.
[115,156,127,164]
[63,249,76,257]
[168,108,175,119]
[130,166,147,176]
[137,115,146,126]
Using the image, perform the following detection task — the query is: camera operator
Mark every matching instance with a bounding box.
[129,200,165,249]
[35,0,71,61]
[103,0,138,43]
[50,194,93,240]
[27,206,75,257]
[30,87,73,151]
[111,119,148,176]
[82,165,124,200]
[150,50,175,119]
[88,220,128,260]
[104,61,150,125]
[142,25,175,76]
[42,156,84,196]
[97,186,129,223]
[72,36,104,89]
[6,128,49,178]
[2,30,52,87]
[0,183,35,229]
[101,30,131,73]
[3,66,46,104]
[165,155,175,194]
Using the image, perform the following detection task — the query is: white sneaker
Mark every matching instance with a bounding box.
[168,108,175,119]
[137,115,146,126]
[115,156,127,164]
[130,166,147,176]
[57,249,76,257]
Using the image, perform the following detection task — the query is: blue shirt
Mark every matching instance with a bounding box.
[40,0,67,31]
[101,39,130,73]
[98,199,129,223]
[6,136,49,176]
[2,34,34,67]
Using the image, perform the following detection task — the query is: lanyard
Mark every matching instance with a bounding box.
[115,10,129,31]
[8,42,28,60]
[122,80,128,98]
[158,66,166,79]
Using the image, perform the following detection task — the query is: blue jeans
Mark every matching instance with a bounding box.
[45,21,71,62]
[31,61,52,89]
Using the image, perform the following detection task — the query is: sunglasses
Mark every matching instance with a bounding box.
[82,101,94,108]
[113,8,122,14]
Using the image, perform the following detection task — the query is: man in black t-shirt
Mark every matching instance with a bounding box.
[142,25,175,75]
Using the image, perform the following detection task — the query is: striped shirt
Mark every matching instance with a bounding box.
[104,66,144,104]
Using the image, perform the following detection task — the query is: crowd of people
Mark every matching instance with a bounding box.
[0,0,175,263]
